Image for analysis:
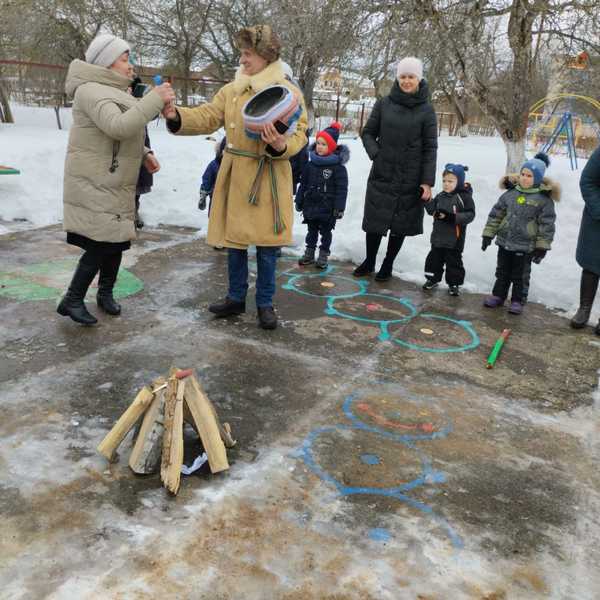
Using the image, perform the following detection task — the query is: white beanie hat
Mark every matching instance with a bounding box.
[396,57,423,81]
[85,34,130,68]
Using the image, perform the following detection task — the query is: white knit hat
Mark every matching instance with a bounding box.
[85,34,130,68]
[396,57,423,81]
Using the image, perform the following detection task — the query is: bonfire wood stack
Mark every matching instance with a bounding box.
[97,367,236,494]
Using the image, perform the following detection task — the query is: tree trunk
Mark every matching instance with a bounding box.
[0,80,14,123]
[504,136,526,174]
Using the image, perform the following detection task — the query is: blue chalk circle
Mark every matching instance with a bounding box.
[369,528,392,542]
[360,453,381,465]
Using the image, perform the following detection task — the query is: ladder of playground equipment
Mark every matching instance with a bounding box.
[540,112,578,171]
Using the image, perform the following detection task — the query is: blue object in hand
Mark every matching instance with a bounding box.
[153,75,163,85]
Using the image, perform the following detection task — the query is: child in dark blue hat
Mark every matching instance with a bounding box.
[296,122,349,269]
[481,152,559,315]
[423,163,475,295]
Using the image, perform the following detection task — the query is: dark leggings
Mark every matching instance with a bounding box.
[365,232,404,269]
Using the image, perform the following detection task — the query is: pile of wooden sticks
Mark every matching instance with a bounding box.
[97,367,236,495]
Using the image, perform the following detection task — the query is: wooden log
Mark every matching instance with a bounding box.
[129,386,166,474]
[161,380,185,494]
[97,386,154,461]
[184,374,229,473]
[160,375,179,480]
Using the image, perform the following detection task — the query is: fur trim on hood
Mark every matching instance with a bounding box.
[499,174,561,202]
[309,142,350,165]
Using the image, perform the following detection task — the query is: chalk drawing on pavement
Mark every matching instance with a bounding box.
[272,259,480,353]
[0,258,144,303]
[294,388,464,549]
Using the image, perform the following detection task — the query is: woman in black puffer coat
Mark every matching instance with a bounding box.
[354,57,438,281]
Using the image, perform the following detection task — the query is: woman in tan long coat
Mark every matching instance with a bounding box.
[164,25,308,330]
[58,34,175,325]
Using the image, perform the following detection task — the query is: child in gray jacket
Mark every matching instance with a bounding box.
[482,152,559,315]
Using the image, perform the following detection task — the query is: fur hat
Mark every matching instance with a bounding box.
[235,25,281,63]
[521,152,550,186]
[396,57,423,81]
[316,121,342,154]
[443,163,469,190]
[85,34,130,68]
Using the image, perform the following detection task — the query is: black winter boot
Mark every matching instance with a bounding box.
[298,247,316,266]
[570,269,599,329]
[57,257,99,325]
[353,233,382,277]
[97,253,122,316]
[316,249,330,270]
[209,297,246,317]
[257,306,278,330]
[375,257,394,281]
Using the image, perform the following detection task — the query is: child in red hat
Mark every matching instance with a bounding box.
[295,122,349,269]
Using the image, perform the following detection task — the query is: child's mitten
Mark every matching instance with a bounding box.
[532,248,547,264]
[434,209,455,224]
[198,189,208,210]
[481,236,492,251]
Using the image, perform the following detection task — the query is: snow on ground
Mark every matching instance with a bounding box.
[0,104,589,317]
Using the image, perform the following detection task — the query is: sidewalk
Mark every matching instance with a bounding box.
[1,225,599,599]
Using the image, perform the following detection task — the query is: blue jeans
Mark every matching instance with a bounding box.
[228,247,278,308]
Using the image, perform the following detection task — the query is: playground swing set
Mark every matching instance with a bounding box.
[528,93,600,171]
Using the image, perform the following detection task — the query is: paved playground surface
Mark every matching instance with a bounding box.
[1,225,599,599]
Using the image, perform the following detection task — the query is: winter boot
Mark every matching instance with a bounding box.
[316,249,330,270]
[96,253,122,316]
[570,270,599,329]
[422,279,439,291]
[209,297,246,318]
[375,257,394,282]
[298,247,316,266]
[448,285,460,296]
[508,300,524,315]
[57,258,99,325]
[484,295,505,308]
[353,260,374,277]
[257,306,277,330]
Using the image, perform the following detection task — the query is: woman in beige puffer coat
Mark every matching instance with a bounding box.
[58,34,175,325]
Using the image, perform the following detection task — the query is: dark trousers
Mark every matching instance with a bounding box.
[424,246,465,286]
[492,247,530,303]
[522,255,532,300]
[365,232,404,268]
[305,220,334,253]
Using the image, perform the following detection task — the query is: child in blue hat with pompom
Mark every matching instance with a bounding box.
[481,152,560,315]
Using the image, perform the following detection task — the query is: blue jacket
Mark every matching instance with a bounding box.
[295,144,349,223]
[290,132,309,194]
[576,145,600,275]
[200,156,222,196]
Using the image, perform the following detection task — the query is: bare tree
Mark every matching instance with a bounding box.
[412,0,599,171]
[132,0,213,105]
[272,0,370,126]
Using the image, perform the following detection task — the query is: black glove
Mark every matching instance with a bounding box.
[295,203,302,212]
[198,189,208,210]
[333,209,344,219]
[434,209,455,224]
[532,248,547,264]
[481,236,492,251]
